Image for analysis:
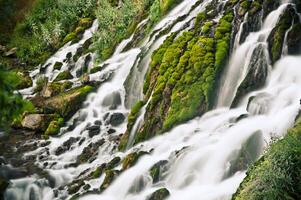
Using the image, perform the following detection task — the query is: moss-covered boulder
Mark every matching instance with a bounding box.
[44,117,64,136]
[99,170,119,191]
[41,81,72,98]
[63,32,79,44]
[147,188,170,200]
[232,119,301,200]
[44,85,94,118]
[54,70,74,82]
[53,62,63,70]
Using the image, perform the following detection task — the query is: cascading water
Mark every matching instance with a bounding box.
[3,0,301,200]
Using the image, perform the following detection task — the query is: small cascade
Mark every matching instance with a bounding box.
[216,4,289,108]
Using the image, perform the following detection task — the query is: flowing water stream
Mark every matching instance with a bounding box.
[4,0,301,200]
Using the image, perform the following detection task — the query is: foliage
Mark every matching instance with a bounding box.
[0,65,34,129]
[9,0,97,65]
[232,120,301,200]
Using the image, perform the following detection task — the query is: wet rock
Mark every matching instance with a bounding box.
[73,47,83,62]
[287,23,301,55]
[99,170,120,191]
[86,125,100,137]
[150,160,168,183]
[68,180,85,194]
[54,70,74,82]
[147,188,170,200]
[109,113,125,126]
[106,157,121,169]
[90,163,107,178]
[94,120,102,126]
[122,152,139,170]
[231,44,269,107]
[53,62,63,70]
[21,114,57,132]
[78,139,105,163]
[55,137,80,156]
[102,92,122,109]
[107,128,116,134]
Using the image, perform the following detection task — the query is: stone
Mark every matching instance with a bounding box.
[54,70,73,82]
[41,81,73,98]
[109,113,125,126]
[147,188,170,200]
[21,114,57,131]
[53,62,63,70]
[86,125,100,137]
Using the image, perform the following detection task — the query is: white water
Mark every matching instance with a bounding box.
[5,1,301,200]
[216,4,289,107]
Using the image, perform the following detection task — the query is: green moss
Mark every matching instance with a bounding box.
[54,71,73,82]
[44,117,64,136]
[233,119,301,200]
[148,188,170,200]
[53,62,63,70]
[63,32,79,44]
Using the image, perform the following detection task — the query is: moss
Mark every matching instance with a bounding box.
[53,62,63,70]
[232,119,301,200]
[99,170,119,191]
[132,10,234,145]
[122,152,139,170]
[34,76,48,93]
[268,5,297,64]
[148,188,170,200]
[91,164,106,178]
[54,71,73,82]
[44,117,64,136]
[63,32,79,44]
[90,66,103,74]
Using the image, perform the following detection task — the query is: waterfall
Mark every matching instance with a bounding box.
[4,0,301,200]
[216,4,289,108]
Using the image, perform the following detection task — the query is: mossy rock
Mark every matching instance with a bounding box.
[42,81,73,98]
[147,188,170,200]
[44,85,94,118]
[90,66,103,74]
[34,76,48,93]
[21,114,58,132]
[91,164,106,178]
[63,32,79,44]
[99,170,119,191]
[78,18,93,29]
[54,71,74,82]
[287,23,301,55]
[122,152,139,170]
[44,118,64,136]
[53,62,63,70]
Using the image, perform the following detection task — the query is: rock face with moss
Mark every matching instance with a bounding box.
[232,119,301,200]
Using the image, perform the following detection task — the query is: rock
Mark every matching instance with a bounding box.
[99,170,119,191]
[41,81,73,98]
[102,92,122,109]
[106,157,121,169]
[21,114,57,131]
[94,120,102,126]
[4,47,17,57]
[231,43,269,107]
[109,113,125,126]
[45,118,64,136]
[122,152,139,170]
[86,125,100,137]
[150,160,168,183]
[54,70,74,82]
[147,188,170,200]
[107,128,116,134]
[81,74,90,84]
[90,163,106,178]
[78,139,105,163]
[44,85,94,118]
[53,62,63,70]
[287,23,301,55]
[55,137,80,156]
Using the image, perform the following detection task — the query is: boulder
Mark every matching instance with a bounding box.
[21,114,57,131]
[147,188,170,200]
[41,81,72,98]
[54,70,73,82]
[109,113,125,126]
[44,85,94,118]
